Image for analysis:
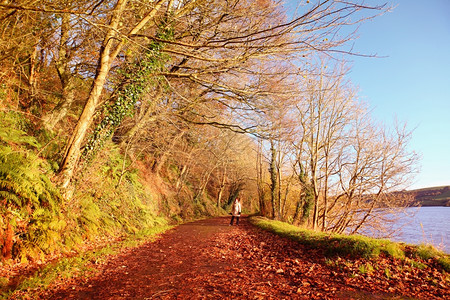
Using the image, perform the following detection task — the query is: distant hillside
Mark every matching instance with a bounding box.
[408,186,450,207]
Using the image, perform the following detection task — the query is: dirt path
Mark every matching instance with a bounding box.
[39,216,447,299]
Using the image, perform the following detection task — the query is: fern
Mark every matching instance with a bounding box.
[0,128,40,148]
[0,119,64,260]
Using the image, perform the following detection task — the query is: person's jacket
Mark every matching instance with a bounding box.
[232,201,241,217]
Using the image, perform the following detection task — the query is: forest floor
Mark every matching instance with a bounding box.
[7,216,450,299]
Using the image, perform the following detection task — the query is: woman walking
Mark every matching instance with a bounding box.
[230,198,242,225]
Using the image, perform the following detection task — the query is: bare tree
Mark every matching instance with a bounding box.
[328,119,418,235]
[1,1,388,196]
[57,0,387,192]
[291,60,418,233]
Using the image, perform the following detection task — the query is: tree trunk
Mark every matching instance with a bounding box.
[292,199,302,225]
[322,158,329,231]
[217,167,226,208]
[277,144,282,219]
[176,164,188,191]
[58,0,128,189]
[312,194,319,230]
[311,158,319,230]
[58,0,168,190]
[43,81,76,130]
[256,139,266,216]
[269,139,278,219]
[153,130,185,175]
[29,45,38,98]
[43,12,75,130]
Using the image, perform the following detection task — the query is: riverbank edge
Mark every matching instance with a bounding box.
[249,216,450,272]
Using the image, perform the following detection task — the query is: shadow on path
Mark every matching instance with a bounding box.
[47,216,245,299]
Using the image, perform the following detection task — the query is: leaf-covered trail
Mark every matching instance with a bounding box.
[41,216,447,299]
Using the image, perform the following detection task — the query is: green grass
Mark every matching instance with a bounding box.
[250,216,449,271]
[358,263,374,275]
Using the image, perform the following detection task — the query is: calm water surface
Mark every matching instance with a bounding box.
[379,207,449,253]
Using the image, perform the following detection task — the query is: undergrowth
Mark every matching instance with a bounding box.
[250,216,450,272]
[0,108,224,264]
[0,111,64,262]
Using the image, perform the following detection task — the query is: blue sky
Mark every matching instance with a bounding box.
[346,0,450,189]
[285,0,450,189]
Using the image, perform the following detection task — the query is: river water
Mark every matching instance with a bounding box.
[368,207,449,253]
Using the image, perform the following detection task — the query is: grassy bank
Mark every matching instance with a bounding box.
[1,225,172,299]
[250,216,450,272]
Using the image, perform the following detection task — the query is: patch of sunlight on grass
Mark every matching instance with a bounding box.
[250,216,450,271]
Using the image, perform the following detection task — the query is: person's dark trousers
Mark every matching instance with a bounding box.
[230,216,240,225]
